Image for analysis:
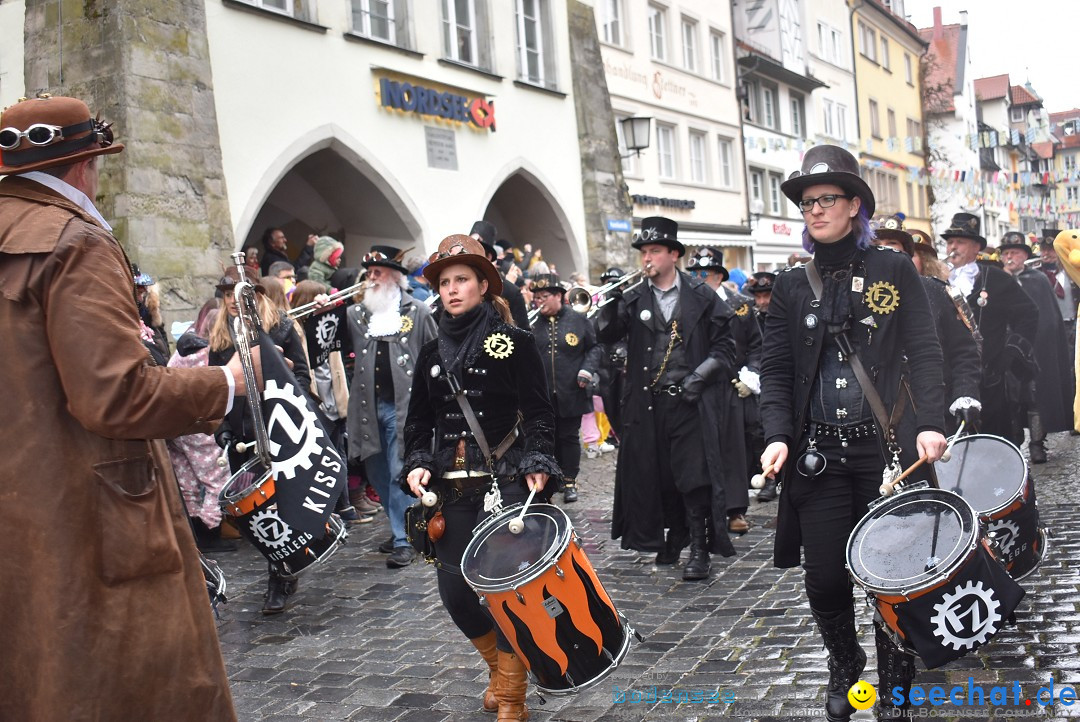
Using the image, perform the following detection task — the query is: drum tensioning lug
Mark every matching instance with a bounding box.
[552,562,565,579]
[516,591,525,604]
[478,595,489,608]
[572,534,582,549]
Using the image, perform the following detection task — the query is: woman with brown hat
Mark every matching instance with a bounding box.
[402,235,561,720]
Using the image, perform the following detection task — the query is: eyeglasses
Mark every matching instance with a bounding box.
[797,194,851,213]
[0,119,113,151]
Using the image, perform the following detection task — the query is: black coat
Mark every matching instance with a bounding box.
[260,243,314,277]
[597,271,738,557]
[726,291,762,372]
[760,246,945,568]
[1014,269,1074,431]
[532,306,602,417]
[401,318,561,493]
[967,263,1038,377]
[502,278,530,329]
[923,276,981,404]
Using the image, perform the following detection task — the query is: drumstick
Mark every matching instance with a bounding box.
[234,440,256,454]
[751,462,780,489]
[939,420,966,463]
[508,486,539,535]
[878,455,929,496]
[421,489,438,507]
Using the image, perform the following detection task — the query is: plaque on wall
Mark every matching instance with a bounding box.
[425,126,458,171]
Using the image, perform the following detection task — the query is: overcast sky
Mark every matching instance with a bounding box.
[906,1,1076,114]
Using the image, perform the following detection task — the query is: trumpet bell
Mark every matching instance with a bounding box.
[567,287,593,313]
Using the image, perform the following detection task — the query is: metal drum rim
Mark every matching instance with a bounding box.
[935,433,1028,518]
[461,503,573,593]
[219,456,273,505]
[846,487,980,596]
[276,514,349,580]
[533,613,636,696]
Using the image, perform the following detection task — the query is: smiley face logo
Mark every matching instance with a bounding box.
[847,680,876,710]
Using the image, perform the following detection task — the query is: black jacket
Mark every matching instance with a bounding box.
[401,318,561,492]
[760,245,945,568]
[502,278,530,329]
[597,271,738,557]
[725,291,762,372]
[967,263,1038,378]
[1014,269,1074,431]
[923,276,981,404]
[532,306,602,417]
[260,243,315,277]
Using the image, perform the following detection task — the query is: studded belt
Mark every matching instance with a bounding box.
[805,421,877,440]
[652,384,682,396]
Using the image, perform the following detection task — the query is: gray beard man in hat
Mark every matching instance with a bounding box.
[0,94,247,719]
[346,246,437,567]
[597,216,738,583]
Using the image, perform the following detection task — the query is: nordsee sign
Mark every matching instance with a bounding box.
[378,76,496,132]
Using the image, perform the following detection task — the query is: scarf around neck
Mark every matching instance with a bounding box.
[813,232,861,327]
[438,302,498,380]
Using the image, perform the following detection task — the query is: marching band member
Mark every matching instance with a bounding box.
[597,217,737,581]
[402,235,560,721]
[944,213,1038,445]
[759,145,947,721]
[530,272,601,503]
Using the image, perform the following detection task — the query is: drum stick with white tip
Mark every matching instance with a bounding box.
[751,462,780,489]
[939,420,966,463]
[879,455,929,496]
[234,440,256,454]
[508,486,539,535]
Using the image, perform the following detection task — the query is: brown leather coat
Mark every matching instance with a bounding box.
[0,176,236,720]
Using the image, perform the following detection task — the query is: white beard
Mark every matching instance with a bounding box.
[363,281,403,337]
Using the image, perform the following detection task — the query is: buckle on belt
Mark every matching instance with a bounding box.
[653,384,681,396]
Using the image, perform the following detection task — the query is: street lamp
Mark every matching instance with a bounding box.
[619,116,652,158]
[749,198,765,231]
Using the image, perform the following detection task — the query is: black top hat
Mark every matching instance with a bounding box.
[940,213,987,250]
[686,247,729,282]
[1040,229,1061,247]
[600,267,626,283]
[632,216,684,256]
[361,244,409,274]
[530,273,566,295]
[469,220,498,248]
[999,231,1035,258]
[745,271,776,294]
[781,144,875,217]
[872,215,914,256]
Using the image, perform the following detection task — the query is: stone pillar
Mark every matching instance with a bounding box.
[23,0,233,326]
[567,0,635,282]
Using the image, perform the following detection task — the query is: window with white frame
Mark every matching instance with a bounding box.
[904,53,913,84]
[614,114,639,177]
[1067,186,1079,203]
[790,92,805,138]
[352,0,395,42]
[717,136,735,188]
[648,4,667,61]
[682,18,698,72]
[762,85,777,129]
[906,117,921,149]
[768,173,784,216]
[1065,154,1078,172]
[822,98,836,137]
[1010,106,1024,122]
[599,0,623,46]
[443,0,478,65]
[750,169,764,205]
[858,21,877,63]
[817,22,843,66]
[836,103,848,140]
[250,0,292,14]
[515,0,556,89]
[657,123,677,179]
[710,30,726,82]
[689,130,708,183]
[887,108,897,139]
[880,36,890,70]
[869,98,881,138]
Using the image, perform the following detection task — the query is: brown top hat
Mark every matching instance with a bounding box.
[423,234,503,297]
[872,215,915,256]
[0,95,123,175]
[908,227,937,257]
[781,144,875,217]
[216,265,266,294]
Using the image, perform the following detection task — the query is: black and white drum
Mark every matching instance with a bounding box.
[219,458,348,579]
[934,434,1048,579]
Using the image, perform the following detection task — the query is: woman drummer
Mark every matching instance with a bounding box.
[402,235,560,721]
[758,145,947,721]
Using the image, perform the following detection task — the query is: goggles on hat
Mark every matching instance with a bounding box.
[635,228,661,243]
[363,251,389,264]
[0,118,113,151]
[433,242,470,260]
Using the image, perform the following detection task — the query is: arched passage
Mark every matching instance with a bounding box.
[238,130,423,271]
[479,166,581,277]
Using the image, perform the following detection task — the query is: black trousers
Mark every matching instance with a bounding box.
[653,391,711,530]
[432,482,528,651]
[554,414,583,480]
[786,433,884,613]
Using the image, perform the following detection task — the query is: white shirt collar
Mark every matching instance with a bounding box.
[949,261,979,296]
[17,171,113,232]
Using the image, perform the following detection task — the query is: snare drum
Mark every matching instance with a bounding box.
[461,504,636,695]
[847,486,1024,668]
[934,434,1048,579]
[219,457,348,579]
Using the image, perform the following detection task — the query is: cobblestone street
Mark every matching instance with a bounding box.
[218,432,1080,721]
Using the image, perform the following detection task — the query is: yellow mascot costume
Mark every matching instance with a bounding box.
[1052,230,1080,431]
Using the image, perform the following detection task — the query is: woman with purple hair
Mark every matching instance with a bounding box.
[758,144,947,721]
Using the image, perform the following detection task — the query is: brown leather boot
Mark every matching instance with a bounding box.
[495,650,530,721]
[470,632,499,713]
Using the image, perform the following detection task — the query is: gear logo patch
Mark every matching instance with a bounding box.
[988,519,1021,557]
[735,303,750,317]
[250,509,292,549]
[484,333,514,360]
[931,580,1002,651]
[564,332,579,347]
[399,315,414,334]
[315,313,340,350]
[263,379,325,480]
[865,281,900,315]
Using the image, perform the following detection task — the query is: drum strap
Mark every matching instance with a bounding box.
[807,260,897,447]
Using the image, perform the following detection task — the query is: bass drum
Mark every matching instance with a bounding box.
[934,434,1047,579]
[461,504,636,695]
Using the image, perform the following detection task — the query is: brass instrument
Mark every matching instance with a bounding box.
[567,268,647,316]
[1024,257,1043,269]
[228,252,272,468]
[527,307,540,326]
[287,279,366,320]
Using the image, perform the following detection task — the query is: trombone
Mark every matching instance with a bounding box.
[567,268,647,316]
[287,279,366,320]
[228,251,272,469]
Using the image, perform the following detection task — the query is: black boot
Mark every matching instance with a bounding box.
[562,478,578,503]
[192,518,237,553]
[757,477,778,502]
[1028,411,1047,464]
[875,625,915,720]
[655,527,689,565]
[682,504,711,581]
[262,569,297,615]
[812,607,867,722]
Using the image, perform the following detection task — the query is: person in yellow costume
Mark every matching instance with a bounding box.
[1052,230,1080,431]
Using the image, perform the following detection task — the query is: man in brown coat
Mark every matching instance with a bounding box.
[0,95,247,719]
